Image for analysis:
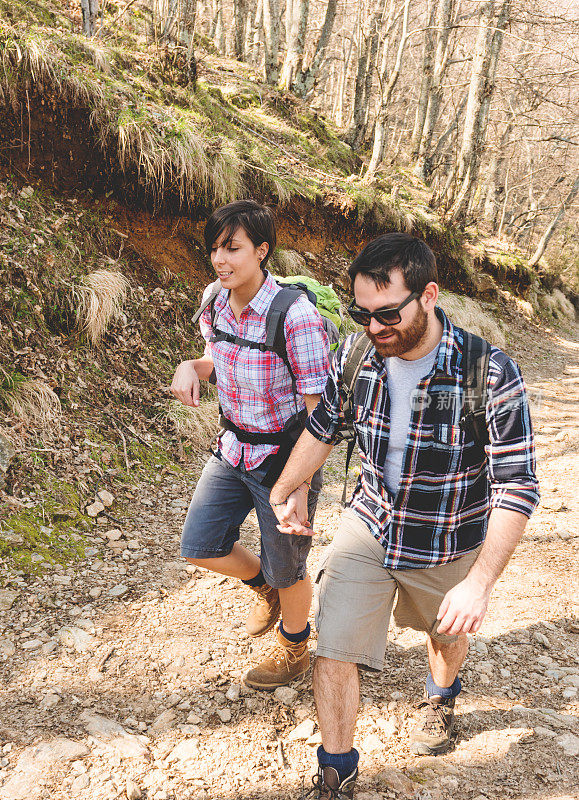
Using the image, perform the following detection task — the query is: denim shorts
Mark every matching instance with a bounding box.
[180,453,322,588]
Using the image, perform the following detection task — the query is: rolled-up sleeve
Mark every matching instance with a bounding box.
[285,297,330,395]
[306,337,352,443]
[486,356,540,517]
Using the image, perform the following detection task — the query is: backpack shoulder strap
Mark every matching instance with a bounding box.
[192,279,222,326]
[341,332,373,423]
[460,330,492,451]
[265,284,306,381]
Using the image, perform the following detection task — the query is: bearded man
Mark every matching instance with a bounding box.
[269,233,539,799]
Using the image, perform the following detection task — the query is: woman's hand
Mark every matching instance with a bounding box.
[271,484,314,536]
[171,360,200,407]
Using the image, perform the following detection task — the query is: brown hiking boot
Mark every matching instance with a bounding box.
[409,693,457,755]
[243,628,310,690]
[303,766,358,799]
[245,582,281,637]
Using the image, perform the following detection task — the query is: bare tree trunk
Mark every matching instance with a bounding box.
[232,0,247,58]
[279,0,309,90]
[81,0,100,36]
[294,0,338,97]
[335,33,354,127]
[214,0,226,52]
[346,0,388,148]
[249,0,263,63]
[449,0,511,221]
[413,0,455,180]
[262,0,281,84]
[528,177,579,267]
[410,0,437,156]
[364,0,411,181]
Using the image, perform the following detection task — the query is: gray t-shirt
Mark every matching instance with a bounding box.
[383,343,439,495]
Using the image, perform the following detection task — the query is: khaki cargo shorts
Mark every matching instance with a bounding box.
[314,508,482,671]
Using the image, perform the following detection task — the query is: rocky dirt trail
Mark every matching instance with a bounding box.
[0,319,578,800]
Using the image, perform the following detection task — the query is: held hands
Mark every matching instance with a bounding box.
[436,574,492,636]
[170,360,200,407]
[271,484,315,537]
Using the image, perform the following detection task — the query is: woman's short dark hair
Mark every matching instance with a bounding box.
[204,200,276,269]
[348,233,437,294]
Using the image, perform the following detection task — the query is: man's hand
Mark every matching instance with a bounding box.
[436,575,492,636]
[271,485,314,536]
[171,360,200,407]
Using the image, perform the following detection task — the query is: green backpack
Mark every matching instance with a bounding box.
[275,275,344,345]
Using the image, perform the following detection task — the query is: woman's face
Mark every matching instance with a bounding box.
[210,226,268,293]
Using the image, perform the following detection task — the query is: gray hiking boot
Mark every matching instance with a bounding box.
[409,693,457,755]
[302,766,358,799]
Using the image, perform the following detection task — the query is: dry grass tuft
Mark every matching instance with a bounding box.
[74,269,129,346]
[271,249,311,277]
[541,289,576,321]
[4,379,62,431]
[438,292,506,349]
[165,399,221,448]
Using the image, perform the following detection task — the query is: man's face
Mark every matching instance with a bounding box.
[353,270,427,358]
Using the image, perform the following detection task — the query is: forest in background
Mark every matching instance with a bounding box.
[72,0,579,285]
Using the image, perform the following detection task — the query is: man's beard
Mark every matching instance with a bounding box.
[367,305,428,357]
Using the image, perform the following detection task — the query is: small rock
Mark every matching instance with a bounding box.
[305,731,322,746]
[57,626,95,653]
[89,587,102,599]
[555,733,579,757]
[21,639,43,650]
[534,726,557,738]
[475,639,489,655]
[563,674,579,688]
[86,500,105,517]
[149,710,177,735]
[274,686,298,705]
[39,692,61,711]
[70,773,90,795]
[80,712,150,758]
[217,708,232,723]
[376,718,397,737]
[0,738,89,800]
[0,589,19,611]
[96,490,114,508]
[107,584,129,599]
[167,740,199,764]
[0,639,16,657]
[19,186,34,199]
[362,733,382,753]
[126,779,142,800]
[287,719,315,741]
[562,687,577,699]
[198,650,211,665]
[104,528,123,541]
[375,766,419,798]
[533,631,550,648]
[225,684,241,702]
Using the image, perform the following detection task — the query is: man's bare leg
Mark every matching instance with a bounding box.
[426,634,468,687]
[314,656,359,753]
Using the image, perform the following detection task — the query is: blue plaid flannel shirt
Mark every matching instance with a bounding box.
[307,308,540,569]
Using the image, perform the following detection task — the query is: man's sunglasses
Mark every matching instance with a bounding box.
[347,291,420,327]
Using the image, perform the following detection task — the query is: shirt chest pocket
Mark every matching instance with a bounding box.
[432,422,484,472]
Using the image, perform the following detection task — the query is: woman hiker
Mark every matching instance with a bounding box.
[170,200,330,688]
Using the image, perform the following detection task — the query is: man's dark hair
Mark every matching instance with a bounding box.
[348,233,437,294]
[204,200,276,269]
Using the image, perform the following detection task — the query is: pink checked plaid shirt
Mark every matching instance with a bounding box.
[200,271,330,470]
